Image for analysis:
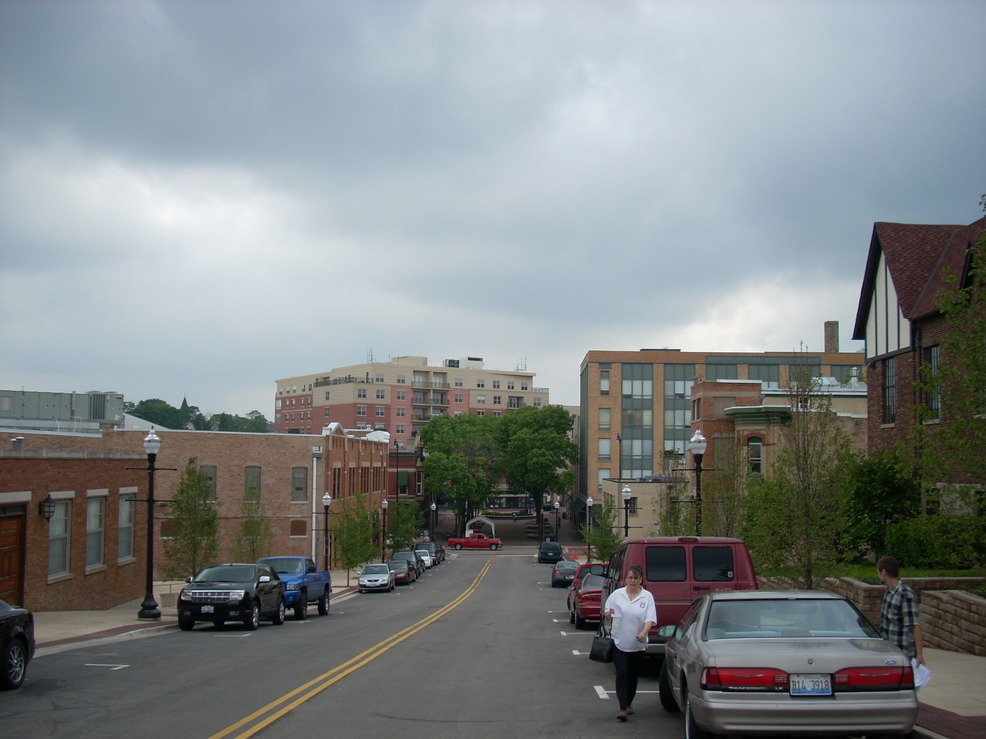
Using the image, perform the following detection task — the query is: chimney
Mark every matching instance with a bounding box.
[824,321,839,353]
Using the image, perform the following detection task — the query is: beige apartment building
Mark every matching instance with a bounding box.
[275,356,550,448]
[578,323,866,524]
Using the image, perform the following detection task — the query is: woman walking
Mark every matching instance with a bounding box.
[603,565,656,721]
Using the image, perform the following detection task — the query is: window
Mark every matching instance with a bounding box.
[324,391,330,400]
[507,381,515,390]
[623,364,653,398]
[925,345,941,420]
[396,390,406,401]
[49,500,71,577]
[200,465,217,500]
[627,497,638,515]
[86,496,105,568]
[357,405,366,416]
[375,373,384,383]
[396,424,405,434]
[521,382,528,391]
[118,491,135,560]
[747,436,762,474]
[883,356,897,424]
[645,545,686,581]
[396,407,406,417]
[455,378,463,387]
[477,379,485,388]
[476,395,486,404]
[493,380,501,389]
[376,406,386,417]
[749,364,780,390]
[598,437,611,461]
[596,468,610,493]
[291,467,308,502]
[397,374,406,384]
[245,466,262,499]
[493,395,501,405]
[598,408,611,431]
[693,546,736,582]
[376,389,386,399]
[357,388,367,399]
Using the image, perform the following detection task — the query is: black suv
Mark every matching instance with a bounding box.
[178,563,286,631]
[537,541,564,564]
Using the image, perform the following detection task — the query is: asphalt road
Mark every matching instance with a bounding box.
[1,549,683,738]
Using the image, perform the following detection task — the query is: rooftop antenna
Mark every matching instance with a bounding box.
[515,358,527,372]
[367,348,375,362]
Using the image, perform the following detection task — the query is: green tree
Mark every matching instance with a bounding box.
[161,458,220,579]
[839,450,917,559]
[496,406,578,542]
[127,398,183,429]
[388,497,423,552]
[420,414,501,536]
[333,496,380,584]
[230,486,273,561]
[580,498,622,562]
[740,360,852,588]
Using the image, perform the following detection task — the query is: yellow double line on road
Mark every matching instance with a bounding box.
[210,558,494,739]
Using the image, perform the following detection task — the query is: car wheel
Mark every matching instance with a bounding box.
[178,617,194,631]
[658,659,679,713]
[1,639,28,690]
[569,608,575,625]
[489,543,498,550]
[317,589,329,616]
[244,600,261,631]
[575,610,586,630]
[684,684,714,739]
[454,543,462,550]
[272,597,286,625]
[294,591,307,620]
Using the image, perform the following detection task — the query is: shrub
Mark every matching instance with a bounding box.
[885,515,986,568]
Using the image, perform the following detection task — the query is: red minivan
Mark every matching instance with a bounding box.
[603,536,758,656]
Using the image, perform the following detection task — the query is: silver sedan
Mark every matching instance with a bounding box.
[658,590,918,738]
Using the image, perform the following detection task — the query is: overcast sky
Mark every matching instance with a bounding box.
[2,1,984,416]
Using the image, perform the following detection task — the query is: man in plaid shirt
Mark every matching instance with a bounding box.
[878,555,925,664]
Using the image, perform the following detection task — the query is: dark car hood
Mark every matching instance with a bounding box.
[185,580,252,589]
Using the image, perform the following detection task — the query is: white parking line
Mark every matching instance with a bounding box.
[559,630,595,636]
[594,686,659,700]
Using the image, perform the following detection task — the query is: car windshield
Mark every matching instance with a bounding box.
[557,562,578,571]
[541,543,561,552]
[704,598,880,639]
[386,562,406,571]
[261,558,305,575]
[195,565,255,583]
[362,565,390,575]
[415,550,429,557]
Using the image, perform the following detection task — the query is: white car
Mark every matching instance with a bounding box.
[358,563,395,593]
[415,549,434,569]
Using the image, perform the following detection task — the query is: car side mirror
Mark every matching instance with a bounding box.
[185,576,193,583]
[658,624,676,638]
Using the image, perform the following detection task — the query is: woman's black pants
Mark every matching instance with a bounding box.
[612,648,644,710]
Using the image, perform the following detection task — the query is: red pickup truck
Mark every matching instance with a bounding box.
[447,533,502,550]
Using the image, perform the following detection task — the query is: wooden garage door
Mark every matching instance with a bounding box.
[0,514,25,604]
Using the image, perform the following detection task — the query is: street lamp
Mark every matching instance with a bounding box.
[322,492,332,571]
[138,429,162,620]
[621,483,632,537]
[553,500,560,541]
[690,429,707,534]
[586,497,594,534]
[381,498,389,562]
[430,502,437,538]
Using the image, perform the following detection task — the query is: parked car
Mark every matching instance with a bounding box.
[567,562,607,613]
[358,563,395,593]
[659,590,918,738]
[0,598,35,690]
[537,541,564,564]
[448,532,502,550]
[415,540,445,564]
[570,573,605,630]
[177,563,286,631]
[257,556,331,620]
[551,560,579,587]
[392,550,426,576]
[604,536,758,655]
[387,560,417,585]
[415,549,434,569]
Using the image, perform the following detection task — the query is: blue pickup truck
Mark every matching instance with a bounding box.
[257,556,331,620]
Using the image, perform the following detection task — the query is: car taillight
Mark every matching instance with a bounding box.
[702,667,788,692]
[833,666,914,691]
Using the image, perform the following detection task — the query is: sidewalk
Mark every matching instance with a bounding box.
[30,557,986,739]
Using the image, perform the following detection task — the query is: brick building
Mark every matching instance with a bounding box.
[1,423,390,611]
[852,216,986,478]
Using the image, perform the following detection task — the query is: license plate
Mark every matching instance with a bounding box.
[201,605,214,614]
[790,673,831,696]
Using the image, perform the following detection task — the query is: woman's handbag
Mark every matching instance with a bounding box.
[589,624,614,663]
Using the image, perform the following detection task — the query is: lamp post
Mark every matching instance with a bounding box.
[554,500,560,541]
[322,492,332,571]
[621,483,632,537]
[690,429,707,534]
[138,429,162,620]
[394,439,400,495]
[586,497,594,534]
[430,502,437,538]
[381,498,389,562]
